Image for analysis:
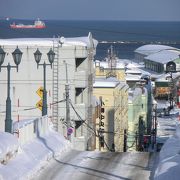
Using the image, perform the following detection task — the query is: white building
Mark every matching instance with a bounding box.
[134,44,177,63]
[134,44,180,73]
[0,33,98,150]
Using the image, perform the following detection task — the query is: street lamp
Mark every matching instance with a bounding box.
[0,46,22,133]
[34,48,55,116]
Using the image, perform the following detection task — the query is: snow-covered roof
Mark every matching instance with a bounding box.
[145,49,180,64]
[126,62,139,69]
[126,69,142,75]
[116,62,125,69]
[155,78,169,82]
[93,77,120,88]
[134,44,177,56]
[0,33,98,48]
[94,60,125,69]
[126,74,141,81]
[128,87,143,101]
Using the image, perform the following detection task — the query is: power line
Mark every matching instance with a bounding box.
[69,99,115,151]
[0,103,156,111]
[69,100,97,136]
[0,99,66,113]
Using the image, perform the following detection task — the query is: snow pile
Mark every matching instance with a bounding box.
[154,124,180,180]
[0,130,72,180]
[0,132,19,164]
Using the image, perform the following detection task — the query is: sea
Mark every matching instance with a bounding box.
[0,19,180,60]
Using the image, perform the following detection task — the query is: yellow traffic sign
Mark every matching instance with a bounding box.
[36,87,43,98]
[36,99,43,111]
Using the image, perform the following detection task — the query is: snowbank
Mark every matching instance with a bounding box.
[0,130,72,180]
[154,124,180,180]
[0,132,19,164]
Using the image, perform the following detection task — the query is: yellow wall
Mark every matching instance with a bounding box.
[95,66,125,81]
[93,84,128,152]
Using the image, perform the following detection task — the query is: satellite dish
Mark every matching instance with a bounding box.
[59,36,65,45]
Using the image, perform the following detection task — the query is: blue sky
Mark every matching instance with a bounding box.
[0,0,180,21]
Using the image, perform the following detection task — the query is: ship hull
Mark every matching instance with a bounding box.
[10,25,46,29]
[10,19,46,29]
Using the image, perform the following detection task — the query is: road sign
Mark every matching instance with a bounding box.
[36,99,43,111]
[67,128,73,135]
[36,87,43,98]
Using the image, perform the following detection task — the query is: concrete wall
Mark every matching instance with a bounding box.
[0,35,97,151]
[13,116,50,145]
[0,45,54,131]
[57,46,95,150]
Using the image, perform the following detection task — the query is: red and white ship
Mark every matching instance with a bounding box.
[10,19,46,29]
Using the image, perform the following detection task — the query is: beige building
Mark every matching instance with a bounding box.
[93,77,129,152]
[94,59,126,81]
[92,96,101,150]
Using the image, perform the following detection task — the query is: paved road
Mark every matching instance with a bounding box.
[34,150,158,180]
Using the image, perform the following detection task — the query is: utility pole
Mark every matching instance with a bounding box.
[135,131,138,151]
[152,102,157,149]
[64,61,71,140]
[138,116,144,151]
[169,72,174,109]
[154,104,157,146]
[123,129,127,152]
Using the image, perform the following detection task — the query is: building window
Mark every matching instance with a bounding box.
[75,88,85,103]
[100,67,104,72]
[75,58,86,71]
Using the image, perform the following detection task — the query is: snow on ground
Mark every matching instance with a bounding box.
[0,132,19,163]
[156,113,177,142]
[154,102,180,180]
[0,130,72,180]
[156,99,178,143]
[155,124,180,180]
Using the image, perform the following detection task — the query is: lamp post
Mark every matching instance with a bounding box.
[34,48,55,116]
[0,46,22,133]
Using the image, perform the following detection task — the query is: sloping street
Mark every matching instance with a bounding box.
[35,150,158,180]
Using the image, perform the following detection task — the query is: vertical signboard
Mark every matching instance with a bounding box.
[36,87,43,111]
